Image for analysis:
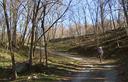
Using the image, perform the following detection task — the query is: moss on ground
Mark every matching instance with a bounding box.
[0,48,27,68]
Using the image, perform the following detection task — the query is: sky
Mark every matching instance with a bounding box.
[0,0,122,31]
[62,0,121,28]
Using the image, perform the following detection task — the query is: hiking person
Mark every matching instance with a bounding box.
[97,46,104,63]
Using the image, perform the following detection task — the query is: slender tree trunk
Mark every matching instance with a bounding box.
[122,0,128,26]
[33,28,38,57]
[29,22,35,69]
[43,28,48,66]
[41,5,48,67]
[100,0,105,33]
[1,24,5,43]
[39,39,43,63]
[84,12,87,35]
[95,6,99,47]
[22,16,29,46]
[52,25,57,39]
[109,1,120,47]
[29,0,41,69]
[21,6,30,46]
[3,0,17,79]
[11,0,18,48]
[12,16,17,48]
[109,3,116,30]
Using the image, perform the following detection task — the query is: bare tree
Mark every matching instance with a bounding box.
[82,6,88,35]
[2,0,17,79]
[121,0,128,26]
[100,0,105,33]
[21,1,30,46]
[29,0,41,69]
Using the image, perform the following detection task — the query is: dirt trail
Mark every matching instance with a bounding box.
[49,51,83,61]
[35,46,119,82]
[48,50,116,64]
[48,51,118,82]
[59,64,118,82]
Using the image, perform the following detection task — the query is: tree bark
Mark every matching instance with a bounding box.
[22,15,29,46]
[41,5,48,66]
[100,0,105,33]
[29,0,41,69]
[122,0,128,26]
[10,0,18,48]
[3,0,17,79]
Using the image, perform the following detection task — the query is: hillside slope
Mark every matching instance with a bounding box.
[49,27,128,57]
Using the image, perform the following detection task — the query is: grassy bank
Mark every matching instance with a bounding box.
[0,47,81,82]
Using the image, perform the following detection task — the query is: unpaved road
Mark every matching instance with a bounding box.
[35,47,119,82]
[49,51,119,82]
[49,50,116,64]
[59,64,118,82]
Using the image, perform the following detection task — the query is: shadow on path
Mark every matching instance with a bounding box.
[59,64,118,82]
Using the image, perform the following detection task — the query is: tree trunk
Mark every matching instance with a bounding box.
[100,0,105,33]
[39,39,43,63]
[11,0,18,48]
[43,29,48,66]
[3,0,17,79]
[22,17,28,46]
[33,28,38,57]
[21,9,29,46]
[109,1,120,48]
[41,5,48,66]
[1,24,5,43]
[122,0,128,26]
[29,23,35,69]
[29,0,41,69]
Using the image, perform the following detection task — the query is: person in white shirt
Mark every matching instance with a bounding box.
[97,46,104,63]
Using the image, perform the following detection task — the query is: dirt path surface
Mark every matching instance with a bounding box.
[35,46,119,82]
[49,51,119,82]
[59,64,118,82]
[49,50,116,64]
